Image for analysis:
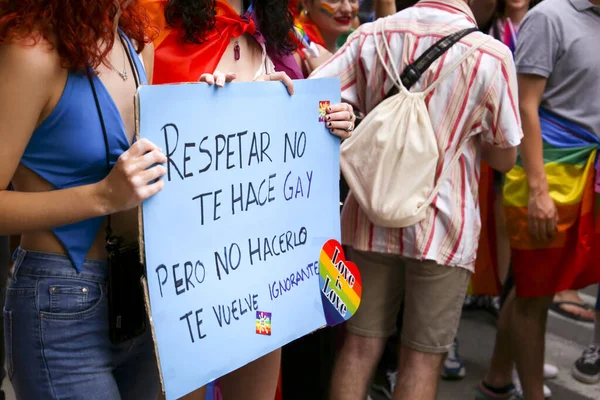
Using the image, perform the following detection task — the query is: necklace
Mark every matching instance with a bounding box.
[108,37,128,81]
[234,40,241,61]
[235,9,252,62]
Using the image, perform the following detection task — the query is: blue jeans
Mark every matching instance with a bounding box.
[596,285,600,311]
[4,249,160,400]
[0,236,9,390]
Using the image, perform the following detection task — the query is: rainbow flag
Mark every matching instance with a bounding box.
[503,108,600,297]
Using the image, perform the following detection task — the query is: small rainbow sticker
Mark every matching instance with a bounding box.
[319,101,330,122]
[319,240,362,326]
[319,3,335,17]
[255,311,272,336]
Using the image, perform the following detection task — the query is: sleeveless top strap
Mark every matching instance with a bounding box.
[118,28,148,85]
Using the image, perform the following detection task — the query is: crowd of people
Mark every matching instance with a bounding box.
[0,0,598,399]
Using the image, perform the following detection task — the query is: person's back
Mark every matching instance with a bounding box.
[310,0,522,399]
[314,0,521,269]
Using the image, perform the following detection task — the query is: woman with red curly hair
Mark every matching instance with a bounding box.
[0,0,166,398]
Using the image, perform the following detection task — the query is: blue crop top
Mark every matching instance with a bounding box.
[20,31,148,272]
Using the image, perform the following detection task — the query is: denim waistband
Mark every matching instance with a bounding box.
[13,248,108,283]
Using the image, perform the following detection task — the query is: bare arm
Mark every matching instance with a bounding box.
[0,42,106,234]
[518,74,547,194]
[517,73,558,241]
[0,41,166,236]
[481,143,517,173]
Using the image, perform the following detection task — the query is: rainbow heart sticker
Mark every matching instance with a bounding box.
[319,240,362,326]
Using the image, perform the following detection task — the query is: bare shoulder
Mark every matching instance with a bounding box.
[141,41,154,59]
[128,37,154,59]
[140,42,155,83]
[0,36,62,83]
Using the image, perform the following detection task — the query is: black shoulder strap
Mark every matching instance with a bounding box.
[399,27,478,90]
[490,20,502,41]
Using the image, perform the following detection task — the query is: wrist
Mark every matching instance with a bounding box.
[528,178,549,196]
[92,180,113,216]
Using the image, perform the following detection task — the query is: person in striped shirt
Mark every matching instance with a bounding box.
[310,0,522,398]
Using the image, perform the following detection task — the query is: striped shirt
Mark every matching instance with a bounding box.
[311,0,522,271]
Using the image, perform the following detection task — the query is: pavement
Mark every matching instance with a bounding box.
[437,311,600,400]
[370,285,600,400]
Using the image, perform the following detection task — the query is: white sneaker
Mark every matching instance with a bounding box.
[544,363,559,379]
[512,368,552,398]
[387,370,397,393]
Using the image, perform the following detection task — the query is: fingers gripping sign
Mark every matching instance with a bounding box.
[199,71,237,87]
[200,70,295,95]
[100,138,168,214]
[325,102,356,140]
[257,71,295,95]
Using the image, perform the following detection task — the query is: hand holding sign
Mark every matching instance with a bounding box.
[319,240,362,326]
[99,138,167,214]
[199,71,237,86]
[324,103,356,140]
[257,72,295,95]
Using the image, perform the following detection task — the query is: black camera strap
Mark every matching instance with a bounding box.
[87,33,140,243]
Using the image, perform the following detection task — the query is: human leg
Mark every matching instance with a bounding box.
[330,249,404,400]
[178,386,207,400]
[483,288,516,389]
[331,333,387,400]
[370,308,403,399]
[511,294,554,400]
[571,194,600,382]
[218,349,281,400]
[394,259,470,400]
[572,285,600,384]
[394,346,443,400]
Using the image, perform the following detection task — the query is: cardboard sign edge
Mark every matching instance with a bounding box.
[135,87,167,397]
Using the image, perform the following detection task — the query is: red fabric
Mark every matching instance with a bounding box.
[296,15,326,48]
[153,0,256,84]
[511,171,600,297]
[470,163,502,296]
[289,0,301,18]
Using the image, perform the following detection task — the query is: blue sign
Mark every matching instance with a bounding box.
[138,78,341,400]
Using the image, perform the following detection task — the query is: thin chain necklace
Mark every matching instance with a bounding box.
[107,36,128,81]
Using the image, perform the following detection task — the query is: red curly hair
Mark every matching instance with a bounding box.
[0,0,155,71]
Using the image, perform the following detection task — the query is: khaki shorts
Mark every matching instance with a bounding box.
[346,248,471,354]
